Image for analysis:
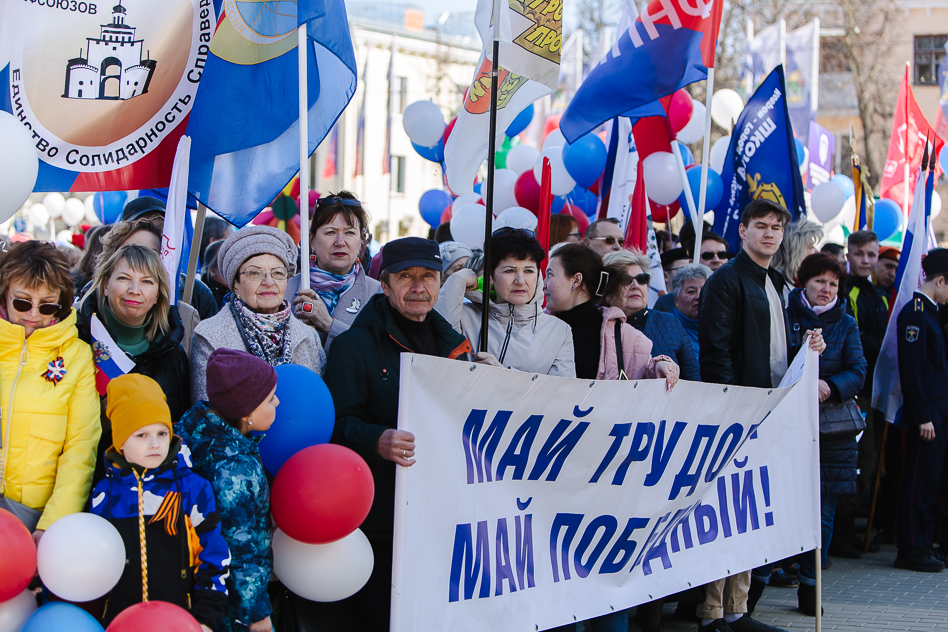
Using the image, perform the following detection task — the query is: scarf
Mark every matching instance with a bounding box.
[230,296,293,367]
[801,293,838,316]
[309,263,359,314]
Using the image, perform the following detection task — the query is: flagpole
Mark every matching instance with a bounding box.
[693,67,714,265]
[674,147,697,226]
[182,202,206,305]
[298,25,311,292]
[480,0,502,354]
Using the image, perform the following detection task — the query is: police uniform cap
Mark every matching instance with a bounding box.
[922,248,948,277]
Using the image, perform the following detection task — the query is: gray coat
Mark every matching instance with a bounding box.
[284,270,383,351]
[190,306,327,402]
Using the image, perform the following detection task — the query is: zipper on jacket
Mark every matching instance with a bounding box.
[498,304,515,365]
[134,469,150,602]
[0,342,28,496]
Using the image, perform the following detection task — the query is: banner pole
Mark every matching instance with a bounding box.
[674,146,697,228]
[182,202,206,306]
[693,67,714,265]
[815,547,822,632]
[480,0,502,354]
[298,25,311,292]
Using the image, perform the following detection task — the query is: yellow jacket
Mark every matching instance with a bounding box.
[0,310,101,530]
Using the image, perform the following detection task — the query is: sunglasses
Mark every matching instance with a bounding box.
[11,298,61,316]
[700,250,732,261]
[590,235,625,247]
[492,227,536,238]
[628,273,651,286]
[315,196,362,208]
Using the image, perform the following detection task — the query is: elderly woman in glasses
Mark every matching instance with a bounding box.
[436,228,575,376]
[601,250,701,381]
[191,226,326,402]
[286,191,382,351]
[0,241,100,537]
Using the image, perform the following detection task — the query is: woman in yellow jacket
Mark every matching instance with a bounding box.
[0,241,100,541]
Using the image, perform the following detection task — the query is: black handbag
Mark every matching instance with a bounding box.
[818,398,866,440]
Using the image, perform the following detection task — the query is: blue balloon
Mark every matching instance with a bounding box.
[678,166,723,215]
[412,139,444,163]
[939,145,948,174]
[21,603,104,632]
[419,189,453,228]
[506,103,534,137]
[551,195,568,213]
[473,182,482,195]
[258,364,334,475]
[873,198,903,242]
[673,141,694,167]
[831,174,855,199]
[563,134,608,189]
[568,186,598,216]
[94,191,127,224]
[794,138,806,167]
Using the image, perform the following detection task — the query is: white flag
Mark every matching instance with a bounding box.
[160,136,191,305]
[444,0,561,195]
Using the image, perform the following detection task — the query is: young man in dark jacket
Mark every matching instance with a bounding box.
[324,237,475,632]
[697,199,825,632]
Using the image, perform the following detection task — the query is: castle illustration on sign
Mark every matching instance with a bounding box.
[63,2,157,101]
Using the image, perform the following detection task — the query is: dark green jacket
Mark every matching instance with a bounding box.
[324,294,472,538]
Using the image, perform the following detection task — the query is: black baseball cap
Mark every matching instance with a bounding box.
[381,237,442,273]
[122,196,166,221]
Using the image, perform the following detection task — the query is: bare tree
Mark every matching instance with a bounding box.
[574,0,618,58]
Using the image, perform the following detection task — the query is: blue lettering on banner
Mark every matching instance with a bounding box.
[449,512,536,602]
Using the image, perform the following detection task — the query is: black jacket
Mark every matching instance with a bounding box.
[897,292,948,426]
[324,294,472,538]
[844,275,888,398]
[628,308,701,381]
[698,250,791,387]
[787,288,867,496]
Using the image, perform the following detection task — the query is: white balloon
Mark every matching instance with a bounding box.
[483,169,520,213]
[452,194,482,214]
[450,203,489,250]
[496,206,538,231]
[505,144,540,175]
[709,136,732,173]
[402,101,446,148]
[56,230,75,245]
[28,203,49,227]
[0,111,40,224]
[703,210,715,226]
[84,195,100,223]
[839,196,856,230]
[642,152,684,205]
[43,193,66,219]
[542,129,566,151]
[710,89,744,131]
[37,512,126,602]
[825,223,845,246]
[273,528,374,602]
[810,181,846,224]
[676,100,706,144]
[533,146,575,197]
[0,590,37,632]
[932,191,943,219]
[62,197,86,227]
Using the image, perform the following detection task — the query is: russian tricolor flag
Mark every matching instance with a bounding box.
[91,314,136,396]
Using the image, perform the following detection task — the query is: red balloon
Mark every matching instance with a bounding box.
[107,601,202,632]
[514,171,541,214]
[0,509,36,602]
[668,89,694,135]
[440,203,453,224]
[651,200,681,224]
[442,116,457,148]
[271,444,374,544]
[560,203,590,236]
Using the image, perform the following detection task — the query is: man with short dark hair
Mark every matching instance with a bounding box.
[584,218,625,257]
[698,232,732,272]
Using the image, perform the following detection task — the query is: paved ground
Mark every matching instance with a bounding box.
[653,545,948,631]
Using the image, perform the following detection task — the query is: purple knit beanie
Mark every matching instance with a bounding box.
[206,348,278,421]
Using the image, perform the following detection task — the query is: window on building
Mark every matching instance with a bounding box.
[397,76,408,113]
[914,35,947,85]
[392,156,406,193]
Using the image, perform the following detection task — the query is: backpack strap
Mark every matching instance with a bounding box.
[614,321,628,381]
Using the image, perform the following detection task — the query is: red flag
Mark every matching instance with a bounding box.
[538,158,553,276]
[881,65,944,212]
[625,158,648,252]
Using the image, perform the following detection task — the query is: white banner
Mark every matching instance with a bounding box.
[160,135,191,305]
[392,350,820,632]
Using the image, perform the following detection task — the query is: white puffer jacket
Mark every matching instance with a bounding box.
[435,273,575,377]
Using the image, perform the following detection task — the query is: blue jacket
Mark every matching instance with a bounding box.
[787,288,867,496]
[90,438,229,628]
[628,308,701,381]
[176,403,272,631]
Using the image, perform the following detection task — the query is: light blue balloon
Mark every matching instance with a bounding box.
[873,199,903,242]
[939,146,948,174]
[831,174,855,199]
[21,603,104,632]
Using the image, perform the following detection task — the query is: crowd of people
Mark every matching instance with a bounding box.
[0,189,944,632]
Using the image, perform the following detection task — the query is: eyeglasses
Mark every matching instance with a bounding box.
[492,227,536,238]
[700,250,732,262]
[628,273,651,286]
[315,196,362,208]
[239,267,289,282]
[590,236,625,247]
[11,299,60,315]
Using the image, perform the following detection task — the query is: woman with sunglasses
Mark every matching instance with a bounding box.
[191,226,326,402]
[436,228,575,376]
[0,241,100,537]
[286,191,382,351]
[602,250,701,382]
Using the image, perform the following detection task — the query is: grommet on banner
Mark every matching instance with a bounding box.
[723,387,728,392]
[589,381,595,387]
[532,375,538,380]
[470,365,476,371]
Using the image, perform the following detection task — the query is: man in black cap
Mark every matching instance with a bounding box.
[324,237,490,631]
[894,248,948,572]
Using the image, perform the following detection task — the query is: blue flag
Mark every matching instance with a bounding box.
[713,66,806,251]
[186,0,357,226]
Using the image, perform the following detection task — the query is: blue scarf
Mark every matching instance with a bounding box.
[309,264,358,314]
